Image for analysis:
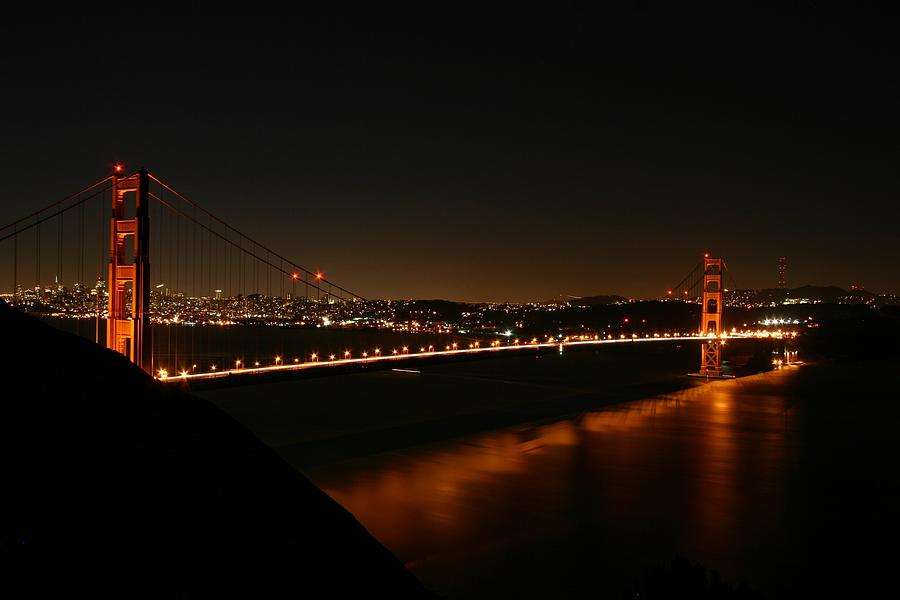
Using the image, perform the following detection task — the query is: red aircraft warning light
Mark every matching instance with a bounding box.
[114,164,124,173]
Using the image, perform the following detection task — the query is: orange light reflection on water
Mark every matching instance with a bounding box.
[307,369,795,594]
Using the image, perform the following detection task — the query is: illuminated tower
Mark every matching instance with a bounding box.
[106,167,151,372]
[777,256,787,289]
[698,254,724,377]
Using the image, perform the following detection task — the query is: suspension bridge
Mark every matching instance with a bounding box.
[0,166,774,386]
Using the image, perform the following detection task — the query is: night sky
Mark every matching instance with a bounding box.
[2,6,898,301]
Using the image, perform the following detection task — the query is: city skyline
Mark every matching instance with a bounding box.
[1,7,898,301]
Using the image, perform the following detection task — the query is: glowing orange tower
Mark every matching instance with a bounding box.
[698,254,724,377]
[106,167,151,372]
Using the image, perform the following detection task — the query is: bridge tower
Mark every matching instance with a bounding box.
[698,254,724,377]
[106,168,151,373]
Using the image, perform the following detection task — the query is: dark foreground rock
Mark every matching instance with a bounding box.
[0,302,435,598]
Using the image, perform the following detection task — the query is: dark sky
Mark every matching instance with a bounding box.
[2,6,898,301]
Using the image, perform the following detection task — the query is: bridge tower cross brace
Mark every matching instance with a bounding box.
[699,255,724,377]
[106,169,151,373]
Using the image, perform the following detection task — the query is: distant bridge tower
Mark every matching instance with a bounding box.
[106,168,151,373]
[777,256,787,289]
[698,254,724,377]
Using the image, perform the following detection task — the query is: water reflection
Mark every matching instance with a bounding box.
[307,368,799,598]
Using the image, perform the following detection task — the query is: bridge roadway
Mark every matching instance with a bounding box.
[159,333,777,385]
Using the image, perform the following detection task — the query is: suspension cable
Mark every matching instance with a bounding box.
[148,174,363,300]
[148,191,354,299]
[0,176,114,235]
[0,184,114,244]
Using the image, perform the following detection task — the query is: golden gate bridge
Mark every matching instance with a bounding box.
[0,166,769,385]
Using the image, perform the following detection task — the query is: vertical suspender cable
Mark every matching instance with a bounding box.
[96,193,102,344]
[57,211,62,290]
[35,217,40,292]
[172,198,181,369]
[191,205,196,368]
[12,230,17,303]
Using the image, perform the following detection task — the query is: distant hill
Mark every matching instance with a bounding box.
[567,295,629,307]
[730,285,878,305]
[0,301,435,598]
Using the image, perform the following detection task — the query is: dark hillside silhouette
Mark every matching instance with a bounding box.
[0,301,434,597]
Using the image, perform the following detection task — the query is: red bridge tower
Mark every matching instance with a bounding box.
[697,254,725,377]
[106,168,151,372]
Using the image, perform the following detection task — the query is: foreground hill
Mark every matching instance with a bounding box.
[0,301,434,597]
